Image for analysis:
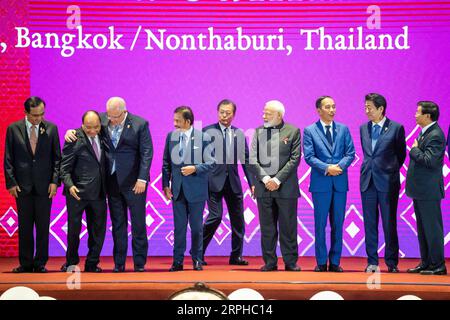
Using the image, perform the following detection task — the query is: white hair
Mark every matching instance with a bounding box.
[106,96,127,111]
[265,100,285,117]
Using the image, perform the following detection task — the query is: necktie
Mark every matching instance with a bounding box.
[111,125,120,148]
[325,125,333,146]
[223,127,230,164]
[30,125,37,155]
[91,137,100,162]
[179,134,186,160]
[110,126,120,174]
[372,124,381,151]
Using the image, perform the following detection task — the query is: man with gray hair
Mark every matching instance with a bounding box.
[250,100,301,271]
[65,97,153,272]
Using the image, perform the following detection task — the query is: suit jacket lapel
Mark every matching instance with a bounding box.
[363,122,373,156]
[373,118,391,154]
[81,131,101,165]
[419,122,437,147]
[116,116,131,149]
[314,121,332,153]
[332,122,339,153]
[19,120,34,156]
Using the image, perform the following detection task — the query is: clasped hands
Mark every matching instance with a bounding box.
[327,164,343,176]
[265,179,280,192]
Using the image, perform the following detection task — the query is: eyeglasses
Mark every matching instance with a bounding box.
[107,111,125,120]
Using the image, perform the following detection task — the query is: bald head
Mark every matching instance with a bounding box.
[82,110,101,137]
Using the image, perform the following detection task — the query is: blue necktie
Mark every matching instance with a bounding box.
[110,126,120,174]
[372,124,381,151]
[325,125,333,146]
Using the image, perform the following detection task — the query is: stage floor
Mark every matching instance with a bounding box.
[0,257,449,300]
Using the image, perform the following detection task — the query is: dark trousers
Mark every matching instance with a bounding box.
[257,197,298,267]
[16,192,51,268]
[312,191,346,266]
[361,180,399,267]
[66,196,107,268]
[108,174,148,268]
[413,199,445,268]
[203,177,245,259]
[173,187,205,265]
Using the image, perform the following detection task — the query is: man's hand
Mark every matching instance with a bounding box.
[163,187,173,201]
[69,186,81,201]
[412,139,418,148]
[327,164,343,176]
[181,166,196,176]
[8,186,21,198]
[265,180,280,192]
[133,180,146,194]
[65,129,77,143]
[48,183,57,199]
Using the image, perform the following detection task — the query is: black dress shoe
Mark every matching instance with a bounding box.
[60,263,77,272]
[169,264,183,272]
[388,266,399,273]
[328,264,344,272]
[12,266,33,273]
[201,260,208,266]
[229,257,249,266]
[113,265,125,273]
[420,265,447,275]
[134,266,145,272]
[85,266,102,273]
[193,261,203,271]
[314,264,327,272]
[34,266,48,273]
[285,264,301,271]
[407,264,428,273]
[260,265,278,272]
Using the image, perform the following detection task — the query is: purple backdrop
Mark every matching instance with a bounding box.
[22,0,450,258]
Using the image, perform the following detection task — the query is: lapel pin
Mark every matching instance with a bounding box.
[283,137,289,144]
[40,127,45,134]
[127,124,130,129]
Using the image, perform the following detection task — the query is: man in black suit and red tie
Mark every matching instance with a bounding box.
[4,96,61,273]
[202,99,255,266]
[60,111,107,273]
[359,93,406,273]
[406,101,447,275]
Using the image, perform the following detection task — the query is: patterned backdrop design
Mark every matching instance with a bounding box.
[0,0,449,258]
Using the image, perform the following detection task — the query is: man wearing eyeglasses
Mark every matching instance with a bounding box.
[65,97,153,272]
[4,96,61,273]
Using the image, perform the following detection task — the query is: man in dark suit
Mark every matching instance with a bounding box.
[4,96,61,273]
[406,101,446,275]
[250,100,301,272]
[303,96,355,273]
[162,106,215,271]
[65,97,153,272]
[202,99,255,266]
[60,111,107,273]
[360,93,406,273]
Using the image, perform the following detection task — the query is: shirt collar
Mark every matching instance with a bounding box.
[219,122,231,133]
[422,121,436,135]
[372,116,386,128]
[25,117,40,130]
[182,126,193,140]
[320,120,333,131]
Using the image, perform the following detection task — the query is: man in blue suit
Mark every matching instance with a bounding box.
[360,93,406,273]
[162,106,215,271]
[65,97,153,272]
[303,96,355,272]
[202,99,255,266]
